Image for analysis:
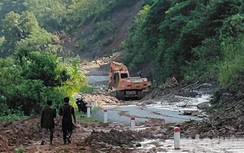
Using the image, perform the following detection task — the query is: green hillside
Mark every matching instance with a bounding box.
[123,0,243,88]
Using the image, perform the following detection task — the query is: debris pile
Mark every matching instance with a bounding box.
[85,129,142,147]
[0,118,40,152]
[81,93,120,106]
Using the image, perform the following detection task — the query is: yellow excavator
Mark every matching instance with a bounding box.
[108,61,149,100]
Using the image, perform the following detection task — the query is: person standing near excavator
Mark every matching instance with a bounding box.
[59,97,76,144]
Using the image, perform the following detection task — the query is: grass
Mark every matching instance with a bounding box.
[15,146,25,153]
[75,107,102,125]
[0,114,28,122]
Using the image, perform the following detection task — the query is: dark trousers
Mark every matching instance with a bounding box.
[62,125,73,144]
[41,128,54,143]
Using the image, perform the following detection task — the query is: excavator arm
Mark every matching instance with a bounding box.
[110,61,128,72]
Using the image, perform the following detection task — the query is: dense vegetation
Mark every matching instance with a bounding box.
[0,0,137,117]
[0,0,139,57]
[123,0,244,90]
[0,0,87,117]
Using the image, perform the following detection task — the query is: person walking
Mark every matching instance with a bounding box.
[59,97,76,144]
[40,100,56,145]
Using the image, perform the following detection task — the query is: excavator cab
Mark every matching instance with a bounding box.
[110,71,129,89]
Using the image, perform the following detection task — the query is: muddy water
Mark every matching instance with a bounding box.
[87,75,109,84]
[95,94,210,124]
[96,104,202,124]
[136,138,244,153]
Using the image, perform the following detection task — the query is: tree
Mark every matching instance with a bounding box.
[23,0,67,31]
[123,0,244,84]
[0,0,25,31]
[1,11,22,55]
[1,11,60,57]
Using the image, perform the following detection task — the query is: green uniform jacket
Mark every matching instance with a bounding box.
[41,106,56,129]
[59,103,75,131]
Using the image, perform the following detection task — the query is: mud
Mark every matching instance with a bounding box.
[0,115,172,153]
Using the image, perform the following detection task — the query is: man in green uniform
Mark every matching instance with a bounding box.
[40,100,56,145]
[59,97,76,144]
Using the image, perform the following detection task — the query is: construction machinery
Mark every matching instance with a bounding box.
[108,61,149,100]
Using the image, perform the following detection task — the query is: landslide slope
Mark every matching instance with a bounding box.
[63,1,142,58]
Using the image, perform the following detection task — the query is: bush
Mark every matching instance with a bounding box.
[0,54,88,116]
[219,35,244,88]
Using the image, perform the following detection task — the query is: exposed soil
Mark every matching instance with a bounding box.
[0,113,172,152]
[62,1,141,58]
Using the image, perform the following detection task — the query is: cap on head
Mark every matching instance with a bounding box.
[64,97,69,103]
